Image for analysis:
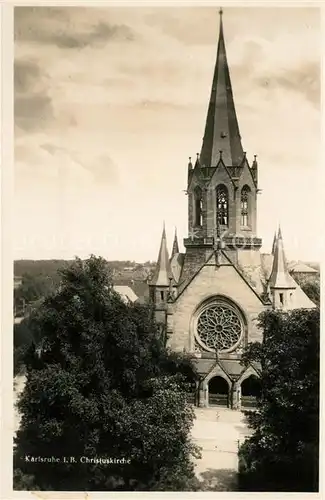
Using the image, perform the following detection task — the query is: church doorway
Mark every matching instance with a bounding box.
[208,376,229,407]
[241,375,261,408]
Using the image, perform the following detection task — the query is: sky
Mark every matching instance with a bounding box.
[14,6,321,262]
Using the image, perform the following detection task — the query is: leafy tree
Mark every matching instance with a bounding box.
[14,256,200,491]
[300,280,320,307]
[14,319,36,375]
[14,272,60,314]
[238,308,319,492]
[290,274,320,307]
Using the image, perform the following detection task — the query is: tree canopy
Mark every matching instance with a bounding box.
[14,256,200,491]
[239,308,319,492]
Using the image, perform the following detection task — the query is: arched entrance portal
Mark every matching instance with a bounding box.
[241,375,261,408]
[208,376,229,407]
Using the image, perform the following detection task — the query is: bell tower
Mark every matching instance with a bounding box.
[185,9,261,259]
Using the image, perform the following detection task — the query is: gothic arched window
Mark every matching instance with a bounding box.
[240,185,250,227]
[216,185,228,226]
[194,186,203,226]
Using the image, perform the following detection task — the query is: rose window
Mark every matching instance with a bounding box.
[196,302,243,352]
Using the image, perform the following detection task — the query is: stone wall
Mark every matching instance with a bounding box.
[168,263,265,355]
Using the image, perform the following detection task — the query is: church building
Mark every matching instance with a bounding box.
[149,10,315,409]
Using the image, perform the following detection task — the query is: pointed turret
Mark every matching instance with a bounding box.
[171,227,180,258]
[251,154,258,184]
[200,8,244,168]
[269,227,293,289]
[271,231,277,255]
[151,224,172,286]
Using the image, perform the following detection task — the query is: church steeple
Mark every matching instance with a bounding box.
[200,8,244,167]
[268,227,295,310]
[151,223,172,286]
[184,8,261,252]
[171,227,179,258]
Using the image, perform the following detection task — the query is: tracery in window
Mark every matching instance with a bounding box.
[196,301,243,353]
[240,185,250,226]
[216,185,228,226]
[194,186,203,226]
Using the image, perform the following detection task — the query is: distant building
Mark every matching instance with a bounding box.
[113,285,138,304]
[288,261,319,282]
[148,10,315,410]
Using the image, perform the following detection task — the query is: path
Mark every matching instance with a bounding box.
[191,407,252,491]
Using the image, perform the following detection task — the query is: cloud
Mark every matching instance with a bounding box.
[144,8,223,46]
[41,143,119,185]
[14,7,135,49]
[14,59,41,92]
[14,58,53,131]
[15,94,53,132]
[254,62,320,107]
[230,35,320,108]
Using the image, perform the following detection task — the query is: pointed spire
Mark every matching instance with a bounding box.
[151,224,172,286]
[269,227,294,289]
[271,231,277,255]
[194,152,201,168]
[188,156,193,170]
[200,9,244,168]
[171,227,180,258]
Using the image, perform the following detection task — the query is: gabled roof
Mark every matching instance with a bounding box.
[176,248,266,304]
[171,227,180,258]
[170,252,184,284]
[200,10,244,168]
[289,261,319,274]
[113,285,138,304]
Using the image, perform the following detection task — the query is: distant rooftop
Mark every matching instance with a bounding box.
[288,261,319,274]
[113,285,138,304]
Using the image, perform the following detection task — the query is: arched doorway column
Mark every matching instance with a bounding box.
[201,365,232,408]
[232,381,241,410]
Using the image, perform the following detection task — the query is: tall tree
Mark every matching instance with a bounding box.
[14,256,200,491]
[239,308,319,492]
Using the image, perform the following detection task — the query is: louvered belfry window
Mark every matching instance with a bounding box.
[194,187,203,226]
[240,186,250,226]
[216,185,228,226]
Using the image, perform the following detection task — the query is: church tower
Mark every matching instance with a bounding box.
[269,227,296,310]
[149,9,315,409]
[149,224,173,323]
[186,9,261,268]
